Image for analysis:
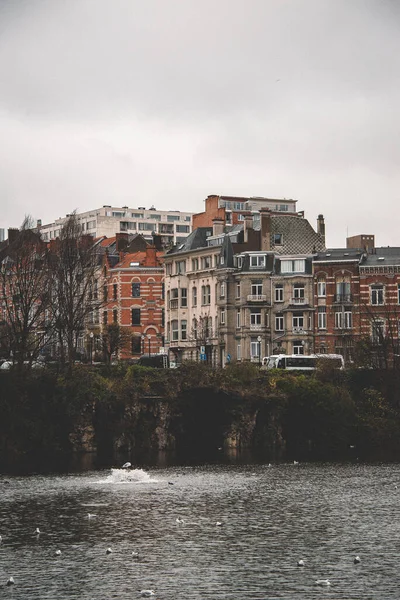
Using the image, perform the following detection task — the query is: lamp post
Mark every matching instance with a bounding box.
[257,335,262,367]
[89,332,94,365]
[141,334,145,355]
[147,334,151,356]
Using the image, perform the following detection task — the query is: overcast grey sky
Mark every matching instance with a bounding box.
[0,0,399,247]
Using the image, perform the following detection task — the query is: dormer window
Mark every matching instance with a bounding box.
[274,233,283,245]
[250,255,266,268]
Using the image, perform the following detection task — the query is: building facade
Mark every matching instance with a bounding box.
[39,205,193,247]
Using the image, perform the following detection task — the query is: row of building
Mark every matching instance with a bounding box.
[2,194,399,366]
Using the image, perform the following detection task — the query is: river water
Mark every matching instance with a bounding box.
[0,462,399,599]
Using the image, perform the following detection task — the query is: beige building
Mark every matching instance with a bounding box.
[165,209,326,365]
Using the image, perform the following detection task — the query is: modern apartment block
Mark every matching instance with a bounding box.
[38,205,193,247]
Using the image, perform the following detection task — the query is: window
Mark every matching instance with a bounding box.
[250,255,266,268]
[293,342,304,355]
[251,281,263,296]
[275,314,284,331]
[113,308,118,323]
[131,213,143,219]
[335,309,352,329]
[131,308,141,325]
[336,280,351,302]
[192,318,197,339]
[273,233,283,245]
[181,288,188,307]
[371,285,384,305]
[175,260,186,275]
[165,263,172,275]
[167,215,180,222]
[250,310,261,327]
[201,285,211,305]
[131,336,141,354]
[236,282,241,298]
[236,309,241,328]
[317,280,326,297]
[192,286,197,306]
[250,337,261,359]
[201,256,211,269]
[161,308,165,327]
[220,309,226,325]
[292,312,304,330]
[192,258,199,271]
[318,306,326,330]
[220,282,226,298]
[132,282,140,298]
[172,320,179,341]
[103,285,108,302]
[398,284,400,304]
[176,225,190,233]
[293,285,305,300]
[138,223,155,231]
[171,288,179,299]
[148,213,161,220]
[236,256,243,269]
[372,319,385,343]
[281,259,305,273]
[237,342,242,360]
[162,283,165,299]
[275,285,283,302]
[220,255,225,266]
[181,320,187,340]
[103,311,108,325]
[113,283,117,300]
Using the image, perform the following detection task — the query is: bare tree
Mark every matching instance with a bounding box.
[0,217,51,369]
[354,300,400,369]
[101,323,131,363]
[48,213,101,368]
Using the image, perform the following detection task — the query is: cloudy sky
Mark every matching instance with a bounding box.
[0,0,399,247]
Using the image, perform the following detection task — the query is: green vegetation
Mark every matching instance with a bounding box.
[1,363,400,469]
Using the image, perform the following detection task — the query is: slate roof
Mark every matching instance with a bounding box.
[314,248,364,262]
[268,215,325,254]
[361,247,400,267]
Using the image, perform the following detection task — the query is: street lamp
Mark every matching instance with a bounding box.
[141,334,145,355]
[89,332,94,365]
[257,335,262,367]
[147,334,151,356]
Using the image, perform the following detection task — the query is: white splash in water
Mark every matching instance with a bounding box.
[101,468,155,484]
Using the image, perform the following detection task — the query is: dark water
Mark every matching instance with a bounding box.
[0,462,400,599]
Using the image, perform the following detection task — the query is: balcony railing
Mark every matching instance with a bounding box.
[169,299,178,309]
[291,297,308,305]
[247,294,267,302]
[250,323,263,330]
[334,293,353,303]
[292,327,306,333]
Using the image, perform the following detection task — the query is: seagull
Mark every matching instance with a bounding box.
[315,579,330,586]
[55,549,62,556]
[106,548,112,554]
[297,559,305,567]
[216,522,223,526]
[140,591,155,597]
[354,555,361,564]
[0,535,2,543]
[88,513,96,519]
[122,462,132,469]
[176,518,184,524]
[34,527,41,535]
[293,461,299,465]
[6,577,15,587]
[168,482,174,485]
[132,551,140,558]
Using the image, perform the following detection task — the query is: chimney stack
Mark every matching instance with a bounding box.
[317,214,325,242]
[116,233,129,252]
[212,218,224,237]
[7,228,19,244]
[260,208,271,251]
[242,212,253,243]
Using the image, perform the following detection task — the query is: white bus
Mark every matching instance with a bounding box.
[263,354,344,371]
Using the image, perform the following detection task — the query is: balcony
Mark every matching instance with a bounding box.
[169,299,179,309]
[247,294,267,302]
[334,294,353,303]
[250,323,263,331]
[292,327,306,334]
[291,297,308,305]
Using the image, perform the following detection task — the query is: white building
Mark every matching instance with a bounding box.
[38,205,193,247]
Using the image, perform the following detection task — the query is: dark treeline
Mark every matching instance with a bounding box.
[1,363,400,472]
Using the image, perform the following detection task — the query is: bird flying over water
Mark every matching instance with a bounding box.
[122,462,132,469]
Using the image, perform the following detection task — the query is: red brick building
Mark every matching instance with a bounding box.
[103,238,164,358]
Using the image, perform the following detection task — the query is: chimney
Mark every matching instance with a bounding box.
[7,228,19,244]
[317,214,325,242]
[116,233,129,252]
[36,219,42,229]
[146,246,157,267]
[152,233,163,250]
[242,212,253,243]
[260,208,271,251]
[212,218,224,237]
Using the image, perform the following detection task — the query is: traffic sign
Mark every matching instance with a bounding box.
[200,345,205,354]
[200,353,207,361]
[226,354,231,363]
